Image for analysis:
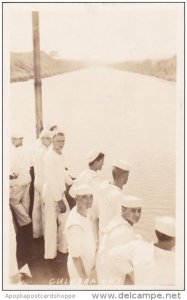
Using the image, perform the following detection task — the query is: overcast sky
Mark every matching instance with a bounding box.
[9,3,179,61]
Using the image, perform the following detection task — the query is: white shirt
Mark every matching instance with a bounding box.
[42,148,72,202]
[108,240,175,286]
[69,169,104,195]
[65,206,96,278]
[98,182,123,235]
[99,215,140,255]
[10,145,31,186]
[69,168,105,220]
[96,215,140,284]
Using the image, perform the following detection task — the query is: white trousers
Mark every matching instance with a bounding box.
[32,189,45,238]
[44,196,70,259]
[9,211,19,277]
[9,184,31,226]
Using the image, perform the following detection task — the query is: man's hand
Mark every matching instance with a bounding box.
[58,199,66,213]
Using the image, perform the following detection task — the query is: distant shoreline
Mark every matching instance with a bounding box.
[10,70,80,83]
[110,56,176,82]
[10,51,176,83]
[10,51,88,83]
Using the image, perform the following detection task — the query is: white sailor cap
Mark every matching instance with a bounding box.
[73,184,93,196]
[39,129,51,139]
[87,150,100,164]
[112,160,131,171]
[46,124,58,131]
[122,195,143,208]
[11,131,23,139]
[155,216,175,237]
[51,128,65,139]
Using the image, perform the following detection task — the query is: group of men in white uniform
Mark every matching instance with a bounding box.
[9,127,176,286]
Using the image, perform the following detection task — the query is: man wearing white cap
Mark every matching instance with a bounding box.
[96,195,142,284]
[98,160,131,239]
[106,216,175,285]
[69,150,105,244]
[9,132,32,227]
[32,129,51,238]
[65,184,96,285]
[69,150,105,197]
[42,129,73,259]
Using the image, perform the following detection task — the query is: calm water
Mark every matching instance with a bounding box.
[10,67,176,240]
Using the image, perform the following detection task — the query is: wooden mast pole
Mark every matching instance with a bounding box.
[32,11,43,138]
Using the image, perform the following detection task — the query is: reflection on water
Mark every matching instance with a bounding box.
[10,67,176,240]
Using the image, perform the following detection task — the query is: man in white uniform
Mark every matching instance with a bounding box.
[69,150,105,197]
[32,129,51,238]
[42,129,73,259]
[69,150,105,244]
[98,160,131,239]
[107,216,175,286]
[9,133,32,227]
[65,185,96,285]
[97,195,143,284]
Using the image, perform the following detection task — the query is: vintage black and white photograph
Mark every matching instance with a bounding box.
[2,2,184,291]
